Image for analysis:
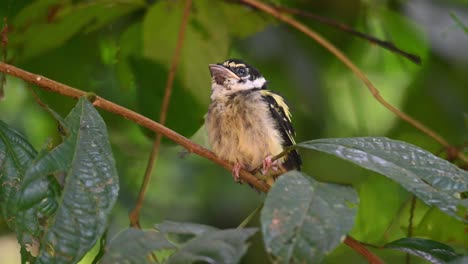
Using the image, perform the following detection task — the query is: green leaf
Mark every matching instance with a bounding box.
[101,228,176,264]
[155,221,257,264]
[0,120,59,261]
[261,171,358,263]
[20,97,120,263]
[11,0,145,60]
[384,238,462,263]
[128,56,205,140]
[297,137,468,222]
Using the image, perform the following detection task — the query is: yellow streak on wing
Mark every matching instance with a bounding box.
[260,90,296,144]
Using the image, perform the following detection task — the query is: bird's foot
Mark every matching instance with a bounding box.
[232,163,243,183]
[261,155,279,175]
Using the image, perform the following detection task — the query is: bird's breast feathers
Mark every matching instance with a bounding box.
[206,91,284,170]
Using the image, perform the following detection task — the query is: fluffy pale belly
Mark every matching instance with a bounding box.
[206,102,284,171]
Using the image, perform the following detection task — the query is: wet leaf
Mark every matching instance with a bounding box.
[261,171,358,263]
[298,137,468,222]
[21,97,120,263]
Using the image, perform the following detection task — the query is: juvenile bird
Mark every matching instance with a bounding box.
[205,59,301,183]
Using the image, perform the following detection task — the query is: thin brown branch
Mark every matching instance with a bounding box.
[272,5,421,65]
[344,236,385,264]
[238,0,468,166]
[129,0,193,229]
[0,61,271,192]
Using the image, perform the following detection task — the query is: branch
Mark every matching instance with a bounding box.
[237,0,468,166]
[0,62,271,192]
[129,0,193,228]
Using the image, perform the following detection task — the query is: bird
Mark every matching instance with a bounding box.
[205,59,301,184]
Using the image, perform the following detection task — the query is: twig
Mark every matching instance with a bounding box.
[0,62,271,192]
[272,5,421,65]
[344,236,385,264]
[129,0,193,229]
[237,0,468,166]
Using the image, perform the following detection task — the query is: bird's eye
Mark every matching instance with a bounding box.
[236,67,247,77]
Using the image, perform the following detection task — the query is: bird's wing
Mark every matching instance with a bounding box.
[260,90,302,170]
[260,90,296,145]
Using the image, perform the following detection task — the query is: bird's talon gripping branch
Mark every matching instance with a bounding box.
[261,155,279,174]
[232,163,243,182]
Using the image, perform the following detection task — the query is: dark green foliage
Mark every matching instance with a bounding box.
[0,120,59,261]
[1,0,467,263]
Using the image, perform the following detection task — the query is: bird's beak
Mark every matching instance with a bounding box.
[209,64,240,84]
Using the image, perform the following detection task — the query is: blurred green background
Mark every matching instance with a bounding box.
[0,0,467,263]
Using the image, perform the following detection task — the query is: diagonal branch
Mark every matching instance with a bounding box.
[129,0,193,229]
[0,61,271,192]
[237,0,468,165]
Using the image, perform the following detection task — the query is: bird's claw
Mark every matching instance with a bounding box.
[261,155,279,175]
[232,163,243,183]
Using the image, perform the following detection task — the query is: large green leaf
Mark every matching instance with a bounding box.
[101,228,176,264]
[155,221,257,264]
[16,97,120,263]
[261,171,358,263]
[0,120,59,261]
[298,137,468,222]
[384,238,462,264]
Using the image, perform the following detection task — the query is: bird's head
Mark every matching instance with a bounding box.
[208,59,267,100]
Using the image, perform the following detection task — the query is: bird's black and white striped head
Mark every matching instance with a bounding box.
[209,59,267,100]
